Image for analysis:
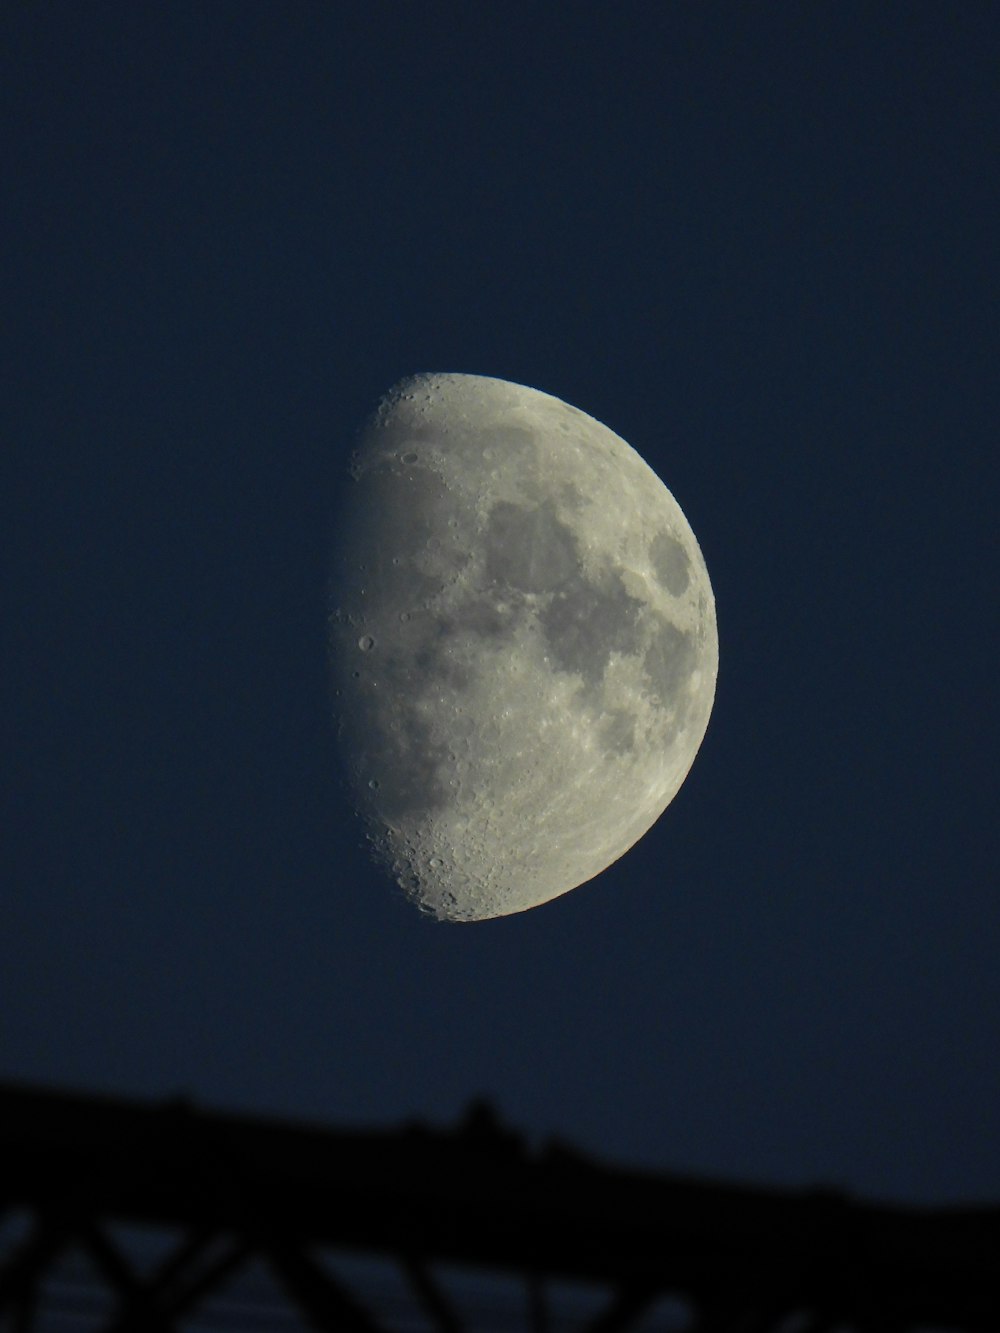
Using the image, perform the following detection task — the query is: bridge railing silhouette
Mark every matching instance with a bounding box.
[1,1082,996,1332]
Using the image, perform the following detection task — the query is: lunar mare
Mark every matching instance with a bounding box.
[329,373,718,921]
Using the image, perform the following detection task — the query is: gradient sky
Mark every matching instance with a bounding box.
[4,2,998,1207]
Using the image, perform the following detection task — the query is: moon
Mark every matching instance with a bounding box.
[329,374,718,921]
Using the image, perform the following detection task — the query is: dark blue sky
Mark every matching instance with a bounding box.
[4,3,998,1206]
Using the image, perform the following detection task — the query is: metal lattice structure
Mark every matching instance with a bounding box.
[1,1082,997,1332]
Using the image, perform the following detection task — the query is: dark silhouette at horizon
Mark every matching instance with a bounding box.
[2,1081,996,1332]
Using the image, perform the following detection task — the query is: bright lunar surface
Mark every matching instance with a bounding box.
[329,374,718,921]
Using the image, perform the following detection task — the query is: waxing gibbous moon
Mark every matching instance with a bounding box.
[329,374,718,921]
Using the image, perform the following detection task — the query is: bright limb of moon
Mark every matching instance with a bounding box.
[329,374,718,921]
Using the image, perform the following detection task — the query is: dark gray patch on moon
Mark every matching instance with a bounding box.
[540,576,642,686]
[412,635,472,694]
[485,500,579,593]
[644,619,697,710]
[485,498,643,689]
[650,530,691,596]
[442,597,513,641]
[600,708,637,755]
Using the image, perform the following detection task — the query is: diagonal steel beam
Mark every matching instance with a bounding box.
[401,1255,464,1333]
[104,1234,251,1333]
[0,1211,75,1317]
[266,1240,384,1333]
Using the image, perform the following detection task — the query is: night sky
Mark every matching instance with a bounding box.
[4,3,998,1208]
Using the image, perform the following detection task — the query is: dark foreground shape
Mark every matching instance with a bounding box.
[0,1081,996,1332]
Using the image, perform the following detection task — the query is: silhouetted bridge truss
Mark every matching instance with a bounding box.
[0,1082,996,1332]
